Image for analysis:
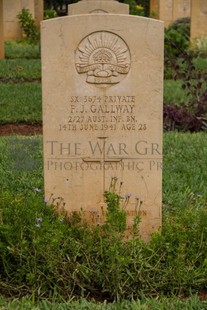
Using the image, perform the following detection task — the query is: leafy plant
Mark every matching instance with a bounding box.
[123,0,145,16]
[164,52,207,131]
[17,9,40,44]
[190,36,207,58]
[104,177,127,233]
[168,17,190,39]
[164,16,207,132]
[165,28,189,58]
[44,9,58,19]
[165,17,190,59]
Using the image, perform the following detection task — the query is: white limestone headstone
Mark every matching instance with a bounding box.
[41,2,164,240]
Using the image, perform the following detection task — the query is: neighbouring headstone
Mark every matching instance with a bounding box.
[157,0,173,27]
[153,0,190,28]
[3,0,35,40]
[3,0,43,40]
[172,0,190,21]
[0,0,4,59]
[68,0,129,15]
[34,0,44,29]
[41,0,164,240]
[191,0,207,39]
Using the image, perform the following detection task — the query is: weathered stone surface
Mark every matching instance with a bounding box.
[191,0,207,38]
[173,0,190,21]
[68,0,129,15]
[34,0,44,29]
[158,0,173,27]
[41,14,163,240]
[152,0,190,28]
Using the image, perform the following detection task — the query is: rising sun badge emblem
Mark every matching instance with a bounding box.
[75,31,131,87]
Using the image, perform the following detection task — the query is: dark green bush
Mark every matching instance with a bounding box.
[165,29,189,58]
[168,17,190,41]
[165,17,190,58]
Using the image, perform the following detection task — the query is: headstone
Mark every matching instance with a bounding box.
[191,0,207,39]
[172,0,190,21]
[68,0,129,15]
[41,1,164,240]
[158,0,173,27]
[3,0,35,40]
[0,0,4,59]
[34,0,44,29]
[154,0,190,28]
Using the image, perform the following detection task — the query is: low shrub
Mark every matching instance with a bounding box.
[164,18,207,132]
[0,182,207,301]
[168,17,190,40]
[17,9,40,44]
[190,36,207,58]
[164,105,207,132]
[165,28,189,59]
[165,17,190,59]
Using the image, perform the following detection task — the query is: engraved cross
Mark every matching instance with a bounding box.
[82,137,122,201]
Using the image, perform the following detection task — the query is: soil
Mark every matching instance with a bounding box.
[0,77,41,83]
[199,292,207,301]
[0,123,42,136]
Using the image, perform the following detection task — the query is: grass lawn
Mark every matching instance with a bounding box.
[0,294,206,309]
[164,80,192,105]
[4,40,40,59]
[0,59,41,81]
[0,83,42,124]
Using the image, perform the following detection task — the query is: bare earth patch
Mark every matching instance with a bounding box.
[0,123,42,136]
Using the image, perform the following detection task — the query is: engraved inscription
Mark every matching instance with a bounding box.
[59,95,148,132]
[90,9,108,13]
[75,31,130,87]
